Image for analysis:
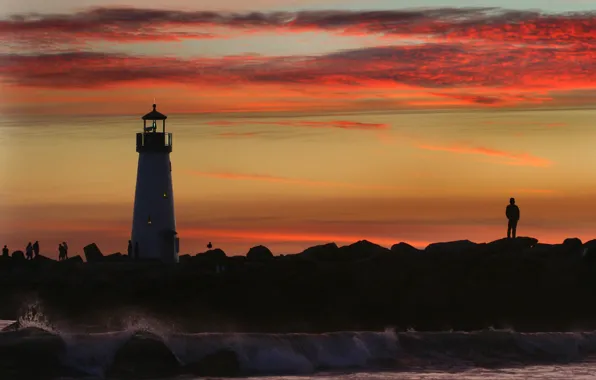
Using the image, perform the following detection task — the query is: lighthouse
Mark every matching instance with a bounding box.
[130,103,179,263]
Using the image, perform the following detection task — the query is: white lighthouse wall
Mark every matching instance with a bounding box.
[131,152,178,263]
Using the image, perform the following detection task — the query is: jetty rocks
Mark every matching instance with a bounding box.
[2,236,596,332]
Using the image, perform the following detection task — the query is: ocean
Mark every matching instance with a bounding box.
[3,319,596,379]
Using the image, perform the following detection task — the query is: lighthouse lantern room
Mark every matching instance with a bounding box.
[130,104,179,263]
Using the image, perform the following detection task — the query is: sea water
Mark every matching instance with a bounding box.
[4,319,596,379]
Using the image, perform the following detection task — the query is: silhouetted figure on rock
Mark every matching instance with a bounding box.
[127,240,132,257]
[506,197,520,239]
[25,242,33,260]
[58,244,66,261]
[2,245,8,258]
[62,242,68,259]
[207,242,213,249]
[32,241,39,259]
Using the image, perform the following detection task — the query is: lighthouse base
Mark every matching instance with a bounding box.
[131,151,178,263]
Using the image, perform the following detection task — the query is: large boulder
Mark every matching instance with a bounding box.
[104,253,127,262]
[299,243,339,261]
[562,238,583,255]
[182,349,241,377]
[11,251,24,260]
[246,246,273,261]
[107,332,180,378]
[337,240,390,261]
[61,255,84,265]
[83,243,104,263]
[425,240,478,254]
[487,237,538,252]
[196,249,227,261]
[0,327,66,378]
[582,239,596,262]
[391,242,420,254]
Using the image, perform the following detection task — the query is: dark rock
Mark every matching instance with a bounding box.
[61,255,83,265]
[83,243,104,263]
[337,240,390,261]
[107,331,180,378]
[299,243,339,261]
[247,245,273,261]
[487,237,538,252]
[563,238,583,254]
[425,240,477,254]
[391,242,420,254]
[583,239,596,260]
[0,327,66,378]
[196,248,227,260]
[104,253,126,262]
[179,254,192,264]
[11,251,24,260]
[33,255,56,264]
[526,243,556,256]
[183,349,241,377]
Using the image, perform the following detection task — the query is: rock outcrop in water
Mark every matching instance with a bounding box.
[2,236,596,332]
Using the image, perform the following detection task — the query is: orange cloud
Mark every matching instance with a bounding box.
[188,170,401,191]
[207,120,389,130]
[417,144,552,167]
[217,132,262,137]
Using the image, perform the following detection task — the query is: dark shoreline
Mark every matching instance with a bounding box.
[2,237,596,333]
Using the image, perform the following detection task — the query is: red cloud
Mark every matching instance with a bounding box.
[1,44,595,96]
[189,170,401,191]
[417,143,552,167]
[1,7,595,45]
[207,120,389,130]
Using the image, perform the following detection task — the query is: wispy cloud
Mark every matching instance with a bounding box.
[2,7,595,45]
[189,170,401,190]
[417,143,552,167]
[217,131,262,138]
[2,7,596,112]
[2,44,594,95]
[207,120,389,130]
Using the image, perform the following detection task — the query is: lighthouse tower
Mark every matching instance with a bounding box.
[130,103,179,263]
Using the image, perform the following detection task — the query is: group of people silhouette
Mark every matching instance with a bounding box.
[1,241,69,261]
[25,241,40,260]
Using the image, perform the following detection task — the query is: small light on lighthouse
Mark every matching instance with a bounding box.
[147,216,152,225]
[163,192,168,198]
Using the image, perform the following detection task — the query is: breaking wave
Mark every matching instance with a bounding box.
[4,312,596,378]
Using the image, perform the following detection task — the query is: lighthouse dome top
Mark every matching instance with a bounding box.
[142,104,167,121]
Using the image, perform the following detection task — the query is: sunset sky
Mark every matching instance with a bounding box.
[1,0,596,258]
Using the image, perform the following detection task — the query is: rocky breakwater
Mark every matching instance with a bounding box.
[1,237,596,332]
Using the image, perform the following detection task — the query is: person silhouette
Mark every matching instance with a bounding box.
[506,197,520,239]
[32,241,39,258]
[25,242,33,260]
[2,245,8,258]
[62,241,68,259]
[207,242,213,249]
[58,244,64,261]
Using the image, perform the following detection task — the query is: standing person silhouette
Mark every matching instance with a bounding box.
[506,197,520,239]
[32,241,39,259]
